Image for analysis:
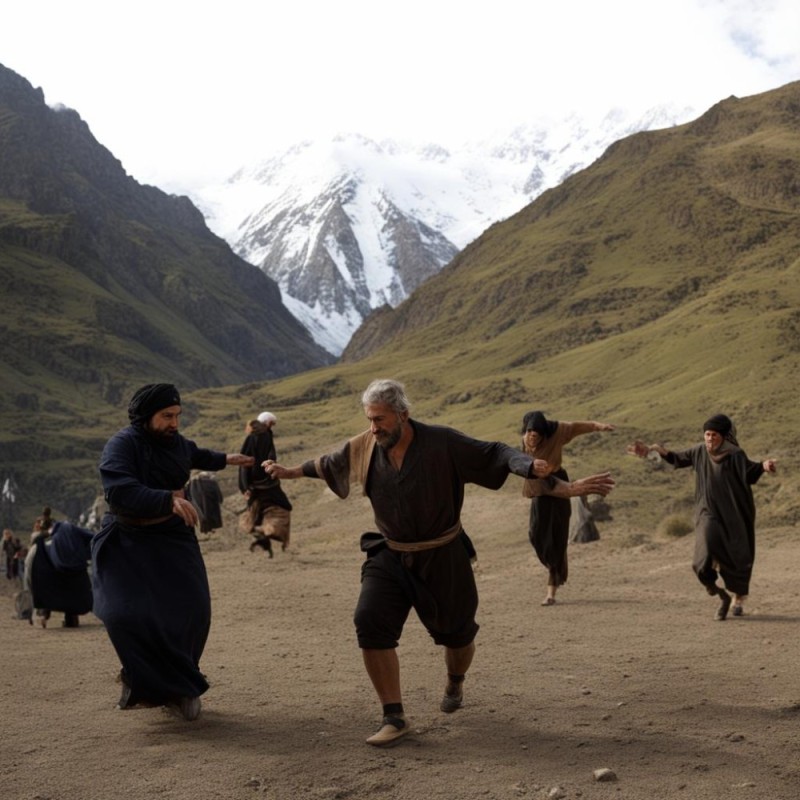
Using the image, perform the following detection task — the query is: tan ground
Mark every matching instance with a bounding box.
[2,483,800,800]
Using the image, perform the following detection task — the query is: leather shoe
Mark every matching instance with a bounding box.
[366,714,408,746]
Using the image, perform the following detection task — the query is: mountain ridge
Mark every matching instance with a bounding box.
[195,105,696,354]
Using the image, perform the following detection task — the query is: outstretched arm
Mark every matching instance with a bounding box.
[626,440,668,458]
[263,460,305,480]
[227,453,254,467]
[543,472,615,498]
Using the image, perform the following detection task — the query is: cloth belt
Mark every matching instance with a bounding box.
[385,520,462,553]
[115,514,172,527]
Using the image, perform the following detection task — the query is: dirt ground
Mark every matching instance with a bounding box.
[2,483,800,800]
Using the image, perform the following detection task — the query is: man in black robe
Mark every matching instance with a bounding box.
[264,378,615,746]
[92,383,253,721]
[238,412,292,555]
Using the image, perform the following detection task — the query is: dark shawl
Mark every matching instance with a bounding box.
[187,474,224,532]
[30,522,94,615]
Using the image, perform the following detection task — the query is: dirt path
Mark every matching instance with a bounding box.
[2,488,800,800]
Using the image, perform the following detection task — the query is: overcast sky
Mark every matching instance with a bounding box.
[1,0,798,192]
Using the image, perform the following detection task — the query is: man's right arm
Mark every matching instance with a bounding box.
[263,462,306,481]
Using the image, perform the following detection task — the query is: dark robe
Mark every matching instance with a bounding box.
[527,468,571,586]
[303,420,535,648]
[30,522,94,616]
[238,425,292,546]
[664,443,765,596]
[92,424,226,706]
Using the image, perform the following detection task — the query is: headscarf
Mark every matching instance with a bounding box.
[127,383,182,426]
[520,410,558,438]
[257,411,277,425]
[703,413,739,461]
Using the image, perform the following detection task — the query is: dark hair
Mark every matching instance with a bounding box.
[520,411,558,438]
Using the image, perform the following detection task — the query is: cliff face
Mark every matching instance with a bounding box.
[0,63,332,520]
[0,63,333,397]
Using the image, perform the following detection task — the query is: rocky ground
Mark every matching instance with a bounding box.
[2,484,799,800]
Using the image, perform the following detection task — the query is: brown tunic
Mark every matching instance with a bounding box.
[302,419,537,648]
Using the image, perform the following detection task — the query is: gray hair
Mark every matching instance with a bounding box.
[361,379,411,414]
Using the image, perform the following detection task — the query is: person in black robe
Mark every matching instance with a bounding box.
[92,383,253,721]
[628,413,776,620]
[25,521,94,628]
[238,412,293,555]
[263,378,615,746]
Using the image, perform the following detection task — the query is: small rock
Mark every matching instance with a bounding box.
[548,787,566,799]
[728,733,746,742]
[593,768,617,782]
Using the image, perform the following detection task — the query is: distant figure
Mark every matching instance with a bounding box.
[92,383,253,721]
[187,472,224,533]
[520,411,615,606]
[31,506,54,545]
[238,412,293,556]
[3,528,21,580]
[262,378,615,746]
[26,510,56,626]
[628,413,776,620]
[24,521,94,628]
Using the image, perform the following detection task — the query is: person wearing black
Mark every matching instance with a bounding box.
[239,412,293,556]
[92,383,253,720]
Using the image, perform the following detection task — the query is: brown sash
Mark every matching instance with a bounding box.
[385,520,463,552]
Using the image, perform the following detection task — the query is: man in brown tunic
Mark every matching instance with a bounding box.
[264,379,615,746]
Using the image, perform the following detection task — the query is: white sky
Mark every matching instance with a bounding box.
[1,0,798,192]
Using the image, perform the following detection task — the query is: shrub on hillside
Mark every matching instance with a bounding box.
[659,514,693,538]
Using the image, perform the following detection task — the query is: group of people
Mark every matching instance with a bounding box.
[80,378,774,748]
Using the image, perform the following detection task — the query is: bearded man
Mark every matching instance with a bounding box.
[263,378,615,746]
[92,383,253,720]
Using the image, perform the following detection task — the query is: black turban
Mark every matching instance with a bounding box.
[702,413,732,437]
[128,383,182,425]
[520,410,558,438]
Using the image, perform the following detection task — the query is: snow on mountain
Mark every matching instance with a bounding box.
[193,105,695,356]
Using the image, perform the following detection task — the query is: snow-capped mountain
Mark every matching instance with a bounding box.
[194,105,694,355]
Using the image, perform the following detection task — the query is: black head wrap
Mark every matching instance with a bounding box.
[703,413,732,437]
[703,413,739,447]
[127,383,182,426]
[520,410,558,438]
